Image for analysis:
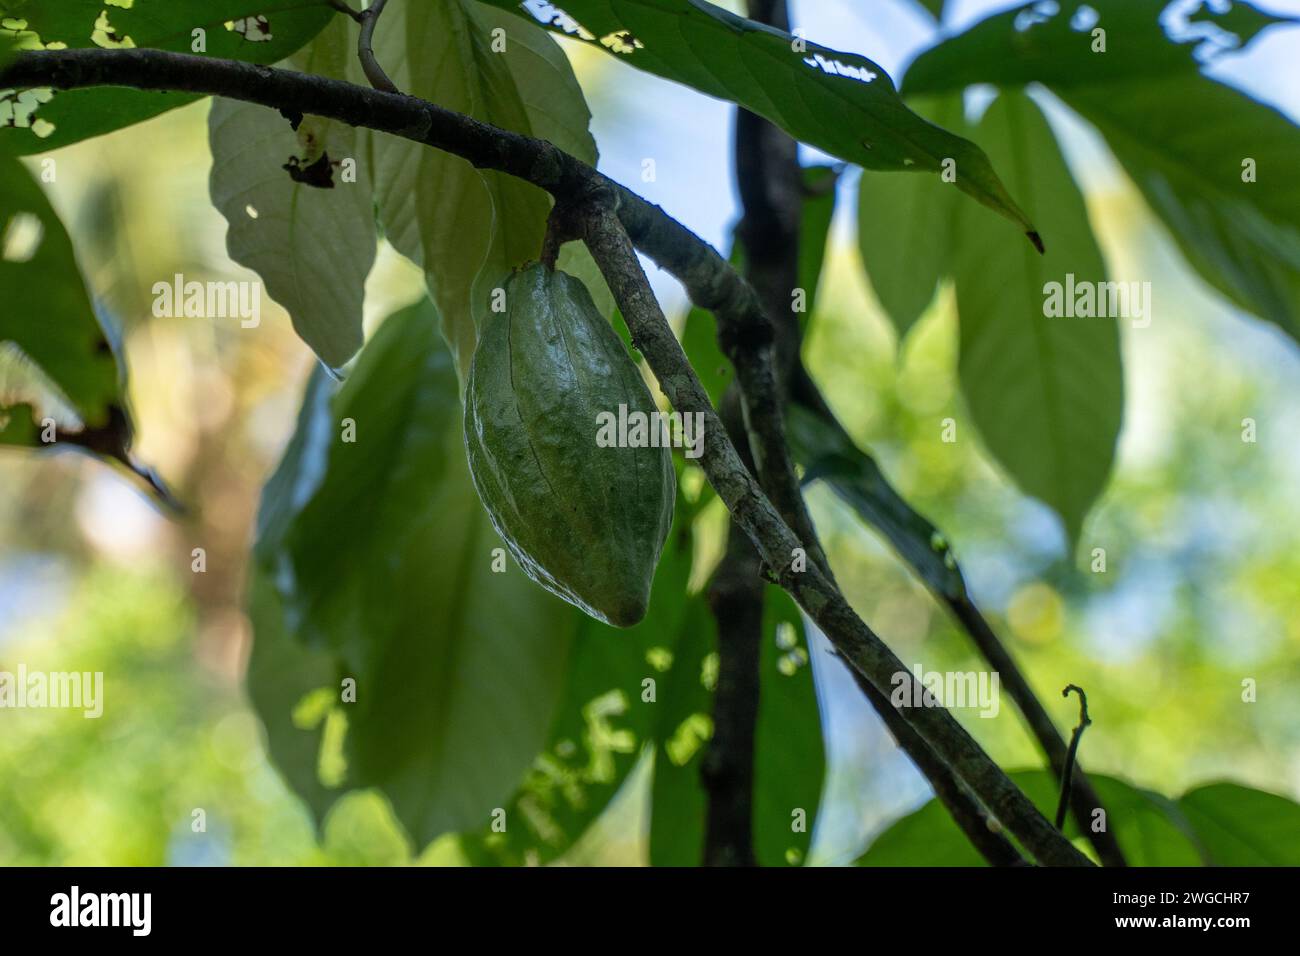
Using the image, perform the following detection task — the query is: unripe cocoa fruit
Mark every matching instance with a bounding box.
[463,264,675,627]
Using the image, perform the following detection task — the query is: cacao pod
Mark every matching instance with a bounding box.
[463,263,676,627]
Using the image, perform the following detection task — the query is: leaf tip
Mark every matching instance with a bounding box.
[1027,230,1045,255]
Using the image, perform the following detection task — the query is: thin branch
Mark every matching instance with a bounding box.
[728,0,1023,860]
[1,47,1091,865]
[951,597,1125,864]
[790,367,1126,866]
[356,0,398,94]
[326,0,364,23]
[701,533,762,867]
[579,198,1089,866]
[1055,685,1092,830]
[849,668,1025,866]
[694,0,793,870]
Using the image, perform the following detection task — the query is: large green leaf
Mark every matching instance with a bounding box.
[902,0,1300,342]
[856,94,962,343]
[482,0,1039,242]
[0,140,119,437]
[648,586,824,866]
[359,0,601,381]
[859,770,1202,866]
[460,505,698,865]
[208,17,375,371]
[1178,782,1300,866]
[248,297,578,848]
[0,0,333,153]
[953,91,1122,545]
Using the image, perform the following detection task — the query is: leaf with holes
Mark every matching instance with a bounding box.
[208,17,375,371]
[482,0,1039,243]
[0,0,332,153]
[952,91,1121,545]
[903,0,1300,343]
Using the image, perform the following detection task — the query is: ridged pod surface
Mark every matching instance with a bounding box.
[463,264,676,627]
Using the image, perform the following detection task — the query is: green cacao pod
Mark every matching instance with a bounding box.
[463,263,676,627]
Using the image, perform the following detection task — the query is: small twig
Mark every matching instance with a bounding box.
[357,0,399,94]
[326,0,364,22]
[1055,685,1092,830]
[540,202,584,271]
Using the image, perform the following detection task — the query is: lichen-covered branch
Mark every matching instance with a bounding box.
[579,199,1088,867]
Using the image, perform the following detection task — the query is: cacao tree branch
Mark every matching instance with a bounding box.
[356,0,398,94]
[788,367,1126,866]
[693,0,793,871]
[726,0,1023,865]
[578,196,1089,866]
[701,530,762,867]
[1,47,1089,865]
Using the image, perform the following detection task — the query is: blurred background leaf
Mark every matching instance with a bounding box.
[952,90,1122,547]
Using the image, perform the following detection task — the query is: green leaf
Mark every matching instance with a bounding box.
[902,0,1293,95]
[208,17,375,371]
[786,403,966,602]
[856,94,961,342]
[460,506,698,865]
[360,0,600,381]
[859,770,1202,866]
[0,140,120,435]
[952,91,1122,545]
[647,599,714,866]
[902,1,1300,342]
[752,588,824,867]
[1068,77,1300,342]
[0,0,333,153]
[1178,782,1300,866]
[482,0,1039,241]
[648,586,824,866]
[795,164,838,334]
[248,297,579,848]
